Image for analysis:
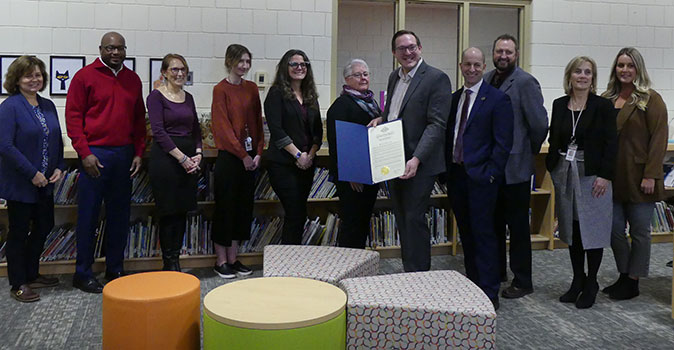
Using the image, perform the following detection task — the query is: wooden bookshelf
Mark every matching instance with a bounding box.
[14,144,672,277]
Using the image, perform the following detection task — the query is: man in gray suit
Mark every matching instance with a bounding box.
[483,34,548,298]
[371,30,452,272]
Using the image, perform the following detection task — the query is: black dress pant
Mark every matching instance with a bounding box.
[335,181,378,249]
[6,191,54,289]
[266,162,314,244]
[495,181,533,289]
[213,150,256,246]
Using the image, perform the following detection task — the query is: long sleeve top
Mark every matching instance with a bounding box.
[65,58,146,158]
[146,89,202,153]
[210,79,264,159]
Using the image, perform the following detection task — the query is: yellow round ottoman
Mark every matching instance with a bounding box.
[203,277,347,349]
[102,271,201,350]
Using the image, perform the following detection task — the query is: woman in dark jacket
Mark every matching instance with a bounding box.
[327,59,381,249]
[263,49,322,244]
[546,56,617,309]
[0,56,65,302]
[601,47,668,300]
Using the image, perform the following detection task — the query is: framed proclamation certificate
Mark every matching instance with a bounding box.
[335,119,406,184]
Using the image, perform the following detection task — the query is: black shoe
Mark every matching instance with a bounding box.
[576,279,599,309]
[502,285,534,299]
[560,274,585,303]
[609,277,639,300]
[214,263,236,279]
[490,298,500,311]
[105,271,128,282]
[227,261,253,276]
[10,285,40,302]
[602,273,627,295]
[73,276,104,294]
[27,274,59,289]
[667,261,673,268]
[162,251,181,272]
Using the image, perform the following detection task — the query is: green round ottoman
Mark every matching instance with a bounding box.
[203,277,346,349]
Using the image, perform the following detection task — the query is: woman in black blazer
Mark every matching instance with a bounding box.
[327,59,381,249]
[263,49,322,244]
[546,56,617,309]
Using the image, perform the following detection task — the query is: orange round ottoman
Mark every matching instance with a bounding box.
[102,271,201,350]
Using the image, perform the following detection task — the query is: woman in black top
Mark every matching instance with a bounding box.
[263,49,322,244]
[546,56,617,309]
[327,59,381,249]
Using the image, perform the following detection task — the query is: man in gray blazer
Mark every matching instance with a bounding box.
[371,30,452,272]
[483,34,548,298]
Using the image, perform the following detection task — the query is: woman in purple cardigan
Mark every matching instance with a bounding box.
[147,54,202,271]
[0,56,65,302]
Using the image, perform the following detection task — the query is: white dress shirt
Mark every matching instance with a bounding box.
[387,58,423,120]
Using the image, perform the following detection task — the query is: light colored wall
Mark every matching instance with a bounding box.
[0,0,334,146]
[4,0,674,139]
[530,0,674,137]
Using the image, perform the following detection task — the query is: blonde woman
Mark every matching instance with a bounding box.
[546,56,617,309]
[601,47,668,300]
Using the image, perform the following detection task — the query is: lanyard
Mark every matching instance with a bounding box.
[569,99,585,144]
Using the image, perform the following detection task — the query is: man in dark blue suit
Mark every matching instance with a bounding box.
[446,47,513,310]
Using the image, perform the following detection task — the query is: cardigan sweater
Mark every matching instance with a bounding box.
[0,94,66,203]
[65,58,146,158]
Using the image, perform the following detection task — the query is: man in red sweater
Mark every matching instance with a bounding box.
[66,32,146,293]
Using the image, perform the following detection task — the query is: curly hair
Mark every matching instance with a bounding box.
[2,56,48,95]
[602,47,651,110]
[271,49,319,109]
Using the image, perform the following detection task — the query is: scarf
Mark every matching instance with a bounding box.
[341,85,381,119]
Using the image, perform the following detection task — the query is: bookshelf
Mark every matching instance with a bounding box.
[11,143,664,277]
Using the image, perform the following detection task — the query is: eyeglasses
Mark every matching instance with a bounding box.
[102,45,127,53]
[288,62,310,69]
[348,72,369,79]
[170,67,187,74]
[395,44,418,54]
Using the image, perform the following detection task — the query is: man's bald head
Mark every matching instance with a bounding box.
[461,47,485,64]
[99,32,127,70]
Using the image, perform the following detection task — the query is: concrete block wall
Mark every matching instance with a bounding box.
[3,0,674,138]
[530,0,674,137]
[0,0,334,145]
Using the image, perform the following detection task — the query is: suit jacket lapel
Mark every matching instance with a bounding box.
[465,84,487,131]
[399,61,426,115]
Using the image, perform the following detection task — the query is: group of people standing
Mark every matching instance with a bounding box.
[0,29,667,313]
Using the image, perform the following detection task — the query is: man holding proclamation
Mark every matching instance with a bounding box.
[371,30,452,272]
[484,34,548,299]
[66,32,146,293]
[446,47,513,310]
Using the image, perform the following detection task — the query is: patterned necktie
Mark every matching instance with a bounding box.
[453,89,473,164]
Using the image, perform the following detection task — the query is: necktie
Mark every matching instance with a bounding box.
[453,89,473,164]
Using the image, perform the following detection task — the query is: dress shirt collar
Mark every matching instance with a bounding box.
[98,57,124,76]
[398,58,423,83]
[463,78,483,96]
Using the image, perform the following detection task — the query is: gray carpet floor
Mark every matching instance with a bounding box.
[1,243,673,349]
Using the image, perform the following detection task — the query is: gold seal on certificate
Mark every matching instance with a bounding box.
[381,166,390,175]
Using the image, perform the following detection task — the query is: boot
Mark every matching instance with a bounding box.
[609,277,639,300]
[602,273,627,294]
[560,273,585,303]
[576,278,599,309]
[169,249,181,272]
[162,249,181,272]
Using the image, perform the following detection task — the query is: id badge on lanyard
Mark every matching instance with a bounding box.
[244,125,253,152]
[565,143,577,161]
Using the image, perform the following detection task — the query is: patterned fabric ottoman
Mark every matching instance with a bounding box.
[339,270,496,349]
[263,245,379,285]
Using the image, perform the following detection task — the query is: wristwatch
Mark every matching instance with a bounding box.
[295,151,302,159]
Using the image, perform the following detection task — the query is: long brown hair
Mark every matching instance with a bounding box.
[602,47,651,110]
[271,49,319,109]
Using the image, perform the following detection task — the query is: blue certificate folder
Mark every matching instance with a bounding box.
[336,119,401,185]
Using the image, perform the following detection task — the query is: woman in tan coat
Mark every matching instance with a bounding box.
[602,47,668,300]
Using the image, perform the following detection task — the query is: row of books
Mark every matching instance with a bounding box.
[0,206,452,263]
[52,168,155,205]
[652,201,674,233]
